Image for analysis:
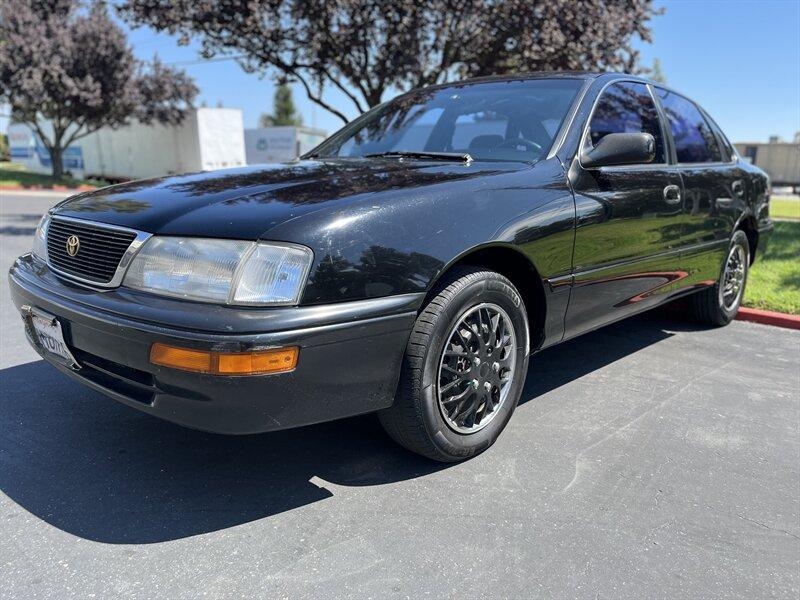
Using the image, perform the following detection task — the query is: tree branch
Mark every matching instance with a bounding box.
[318,66,366,113]
[62,120,95,148]
[115,0,660,126]
[289,68,350,124]
[30,119,54,151]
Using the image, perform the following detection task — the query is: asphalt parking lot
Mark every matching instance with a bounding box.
[1,192,799,598]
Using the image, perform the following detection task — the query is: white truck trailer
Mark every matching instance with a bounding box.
[735,140,800,191]
[244,126,327,164]
[8,108,246,181]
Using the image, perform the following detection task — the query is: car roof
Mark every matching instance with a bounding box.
[411,71,659,94]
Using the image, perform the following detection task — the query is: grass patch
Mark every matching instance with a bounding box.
[770,197,799,220]
[0,162,107,189]
[744,220,800,314]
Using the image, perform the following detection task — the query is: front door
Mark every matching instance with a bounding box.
[565,81,686,339]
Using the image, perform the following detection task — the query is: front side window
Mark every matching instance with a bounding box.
[656,89,722,163]
[588,81,666,164]
[312,79,584,163]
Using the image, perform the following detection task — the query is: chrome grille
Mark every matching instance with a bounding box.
[46,217,137,284]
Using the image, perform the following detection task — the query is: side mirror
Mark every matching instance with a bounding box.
[581,132,656,168]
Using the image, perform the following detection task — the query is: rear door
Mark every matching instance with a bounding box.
[654,88,743,289]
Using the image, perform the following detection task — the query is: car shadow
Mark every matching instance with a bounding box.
[520,310,679,402]
[0,311,685,544]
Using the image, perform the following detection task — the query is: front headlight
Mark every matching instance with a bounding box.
[123,237,313,305]
[32,213,51,261]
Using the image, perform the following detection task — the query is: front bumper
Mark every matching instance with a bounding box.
[9,254,419,434]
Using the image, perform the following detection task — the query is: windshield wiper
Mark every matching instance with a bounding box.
[364,150,473,163]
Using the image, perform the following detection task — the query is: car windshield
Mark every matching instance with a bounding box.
[310,78,584,163]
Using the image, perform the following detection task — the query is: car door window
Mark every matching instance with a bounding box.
[588,81,666,164]
[656,89,722,163]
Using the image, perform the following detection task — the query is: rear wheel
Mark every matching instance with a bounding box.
[379,267,529,462]
[689,229,750,326]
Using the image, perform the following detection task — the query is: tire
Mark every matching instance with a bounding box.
[689,229,750,326]
[379,267,530,462]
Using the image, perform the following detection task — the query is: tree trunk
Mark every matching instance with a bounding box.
[49,145,64,179]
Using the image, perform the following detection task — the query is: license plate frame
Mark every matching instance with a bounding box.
[23,307,80,370]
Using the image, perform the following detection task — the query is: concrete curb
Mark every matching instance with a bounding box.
[736,307,800,330]
[1,184,96,193]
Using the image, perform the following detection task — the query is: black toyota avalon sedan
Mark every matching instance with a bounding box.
[10,72,772,461]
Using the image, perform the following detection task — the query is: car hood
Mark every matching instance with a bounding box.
[52,159,532,240]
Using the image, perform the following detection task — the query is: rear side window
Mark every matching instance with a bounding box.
[707,116,735,162]
[656,89,722,163]
[720,135,734,162]
[589,81,666,164]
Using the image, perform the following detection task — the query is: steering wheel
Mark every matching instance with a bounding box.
[495,138,543,153]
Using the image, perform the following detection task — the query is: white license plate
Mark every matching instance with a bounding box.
[28,310,79,368]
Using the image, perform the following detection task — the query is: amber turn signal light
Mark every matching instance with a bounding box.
[150,343,298,375]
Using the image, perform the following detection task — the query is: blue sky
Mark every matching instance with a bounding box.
[5,1,799,143]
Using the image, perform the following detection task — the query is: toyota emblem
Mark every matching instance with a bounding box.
[66,235,81,257]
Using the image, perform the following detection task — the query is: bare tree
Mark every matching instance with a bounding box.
[0,0,198,178]
[118,0,660,124]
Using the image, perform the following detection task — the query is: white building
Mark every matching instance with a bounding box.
[8,108,247,181]
[244,126,327,164]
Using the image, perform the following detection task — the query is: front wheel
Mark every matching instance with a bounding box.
[689,229,750,326]
[379,267,530,462]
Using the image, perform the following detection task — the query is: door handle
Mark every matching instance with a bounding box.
[663,184,681,205]
[732,180,745,198]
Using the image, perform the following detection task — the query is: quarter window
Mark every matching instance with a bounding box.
[656,89,722,163]
[588,82,666,164]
